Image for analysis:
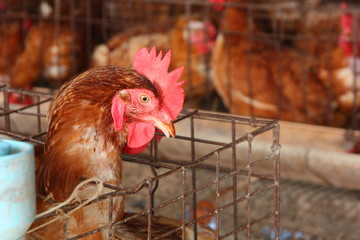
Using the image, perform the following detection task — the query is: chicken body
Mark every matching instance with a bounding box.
[11,23,85,89]
[300,2,360,123]
[0,22,23,84]
[212,2,328,123]
[30,64,180,239]
[114,213,215,240]
[211,0,359,126]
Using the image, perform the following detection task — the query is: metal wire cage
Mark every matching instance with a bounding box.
[1,0,360,239]
[0,0,359,131]
[0,0,359,124]
[0,85,280,239]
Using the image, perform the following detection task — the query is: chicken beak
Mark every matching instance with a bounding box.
[153,119,176,138]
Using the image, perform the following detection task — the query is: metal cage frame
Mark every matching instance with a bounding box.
[0,85,280,239]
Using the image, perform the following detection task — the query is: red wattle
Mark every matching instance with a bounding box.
[127,122,155,149]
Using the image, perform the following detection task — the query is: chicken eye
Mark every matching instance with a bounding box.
[140,94,150,103]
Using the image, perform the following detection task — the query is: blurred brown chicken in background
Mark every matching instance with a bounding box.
[211,0,360,127]
[0,21,23,85]
[91,15,217,107]
[10,23,85,89]
[0,0,102,91]
[211,0,330,125]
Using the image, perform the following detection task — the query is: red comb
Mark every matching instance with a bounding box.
[133,47,185,119]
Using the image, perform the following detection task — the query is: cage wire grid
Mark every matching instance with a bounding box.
[2,0,360,239]
[0,85,280,239]
[1,0,359,132]
[0,0,359,133]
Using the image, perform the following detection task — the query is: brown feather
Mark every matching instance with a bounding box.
[30,66,160,239]
[114,213,216,240]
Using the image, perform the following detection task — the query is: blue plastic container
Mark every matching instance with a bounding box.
[0,139,35,240]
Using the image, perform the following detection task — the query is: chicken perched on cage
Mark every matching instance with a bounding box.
[27,47,187,238]
[91,15,216,107]
[11,22,85,89]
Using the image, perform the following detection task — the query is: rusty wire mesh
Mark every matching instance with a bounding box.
[0,85,280,239]
[1,0,360,239]
[0,0,356,146]
[0,0,359,131]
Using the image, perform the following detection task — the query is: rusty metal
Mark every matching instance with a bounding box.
[2,0,356,129]
[0,84,280,239]
[2,0,360,239]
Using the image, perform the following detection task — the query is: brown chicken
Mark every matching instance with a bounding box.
[28,47,185,239]
[112,0,183,24]
[212,0,322,123]
[0,22,23,85]
[294,2,360,126]
[11,22,85,89]
[211,0,352,126]
[0,21,35,104]
[91,15,216,107]
[319,2,360,113]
